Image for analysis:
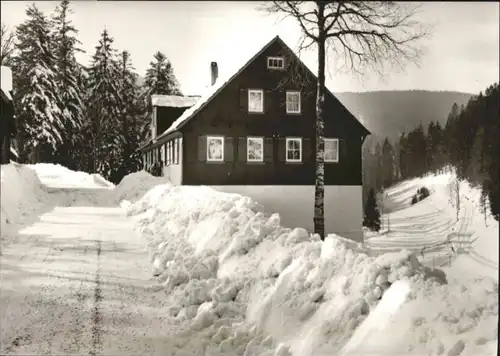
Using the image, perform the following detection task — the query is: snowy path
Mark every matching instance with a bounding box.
[0,186,174,355]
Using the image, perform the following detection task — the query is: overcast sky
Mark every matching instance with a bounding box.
[1,1,498,95]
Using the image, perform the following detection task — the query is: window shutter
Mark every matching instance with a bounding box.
[279,90,286,112]
[264,90,272,114]
[225,137,234,162]
[339,139,347,160]
[303,138,312,161]
[198,135,207,162]
[278,137,286,162]
[264,138,274,163]
[240,89,247,112]
[238,137,247,161]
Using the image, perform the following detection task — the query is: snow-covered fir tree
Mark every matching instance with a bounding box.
[51,0,85,169]
[116,50,145,180]
[12,4,65,162]
[363,188,381,232]
[86,29,122,180]
[144,51,182,97]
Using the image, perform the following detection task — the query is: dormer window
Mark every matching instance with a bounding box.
[267,57,284,70]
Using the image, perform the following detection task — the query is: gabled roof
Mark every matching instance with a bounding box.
[151,94,200,108]
[155,35,282,141]
[155,35,370,142]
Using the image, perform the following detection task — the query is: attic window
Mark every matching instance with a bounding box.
[267,57,284,70]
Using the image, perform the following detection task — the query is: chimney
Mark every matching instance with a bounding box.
[210,62,218,86]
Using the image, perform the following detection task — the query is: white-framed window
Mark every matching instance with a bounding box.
[286,91,301,114]
[286,137,302,162]
[247,137,264,162]
[248,89,264,113]
[207,136,224,162]
[267,56,284,70]
[324,138,339,162]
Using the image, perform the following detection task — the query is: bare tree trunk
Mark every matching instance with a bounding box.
[314,3,326,240]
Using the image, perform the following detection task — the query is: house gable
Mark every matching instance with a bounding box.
[158,35,369,140]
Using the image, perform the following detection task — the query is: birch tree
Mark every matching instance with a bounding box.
[261,1,429,238]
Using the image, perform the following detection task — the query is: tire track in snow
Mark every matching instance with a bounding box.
[65,245,91,354]
[90,239,103,356]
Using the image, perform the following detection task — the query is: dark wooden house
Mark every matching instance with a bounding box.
[1,66,16,164]
[140,36,370,241]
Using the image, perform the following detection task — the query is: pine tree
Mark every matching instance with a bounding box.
[144,51,182,97]
[374,142,383,191]
[51,0,85,169]
[426,121,435,171]
[12,4,65,162]
[381,137,394,188]
[466,127,486,185]
[398,132,408,180]
[432,121,445,173]
[444,102,460,168]
[116,50,144,182]
[86,29,122,179]
[406,124,427,177]
[363,188,381,232]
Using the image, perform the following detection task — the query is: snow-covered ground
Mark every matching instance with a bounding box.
[1,163,497,355]
[366,171,498,281]
[122,170,498,355]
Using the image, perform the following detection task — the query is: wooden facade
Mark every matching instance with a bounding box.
[141,36,370,187]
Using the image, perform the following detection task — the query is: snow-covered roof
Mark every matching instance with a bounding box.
[1,66,13,101]
[151,94,200,108]
[155,35,282,141]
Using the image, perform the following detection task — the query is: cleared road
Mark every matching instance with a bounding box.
[0,187,175,355]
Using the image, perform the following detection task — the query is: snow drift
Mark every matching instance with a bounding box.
[113,170,168,207]
[1,163,47,232]
[27,163,114,189]
[122,170,496,356]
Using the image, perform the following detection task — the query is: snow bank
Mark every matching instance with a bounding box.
[113,170,168,206]
[123,182,497,356]
[1,163,47,232]
[27,163,114,189]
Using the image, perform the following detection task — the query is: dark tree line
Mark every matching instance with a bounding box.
[3,1,182,184]
[363,82,499,221]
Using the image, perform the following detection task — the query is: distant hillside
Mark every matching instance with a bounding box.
[334,90,473,141]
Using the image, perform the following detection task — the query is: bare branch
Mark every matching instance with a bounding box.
[260,1,431,80]
[1,23,17,65]
[259,1,319,41]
